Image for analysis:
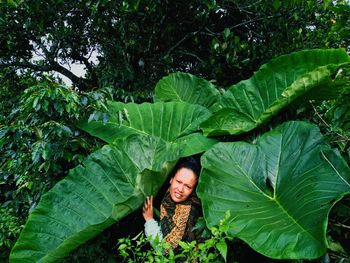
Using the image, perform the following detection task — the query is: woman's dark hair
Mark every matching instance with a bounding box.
[171,156,201,180]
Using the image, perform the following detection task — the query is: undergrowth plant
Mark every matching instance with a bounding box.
[117,212,233,263]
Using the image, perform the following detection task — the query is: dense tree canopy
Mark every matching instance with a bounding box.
[1,0,350,262]
[1,0,349,91]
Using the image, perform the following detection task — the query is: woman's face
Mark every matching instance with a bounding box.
[169,168,197,203]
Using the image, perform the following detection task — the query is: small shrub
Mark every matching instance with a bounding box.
[0,207,23,260]
[117,211,233,263]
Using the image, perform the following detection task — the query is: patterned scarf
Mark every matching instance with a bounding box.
[159,191,201,250]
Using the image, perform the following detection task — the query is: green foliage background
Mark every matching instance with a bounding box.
[1,0,350,262]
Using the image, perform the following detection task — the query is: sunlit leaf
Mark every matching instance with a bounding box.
[201,49,350,136]
[154,72,221,108]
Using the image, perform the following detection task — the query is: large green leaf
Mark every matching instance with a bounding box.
[197,121,350,259]
[9,134,192,262]
[154,72,221,108]
[11,100,218,262]
[77,101,213,145]
[78,101,217,158]
[201,49,350,136]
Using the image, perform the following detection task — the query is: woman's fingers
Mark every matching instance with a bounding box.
[149,196,153,210]
[143,196,153,211]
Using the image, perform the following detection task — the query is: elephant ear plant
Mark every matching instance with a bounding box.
[198,121,350,259]
[10,48,350,262]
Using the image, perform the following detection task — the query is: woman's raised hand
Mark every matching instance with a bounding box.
[142,196,154,221]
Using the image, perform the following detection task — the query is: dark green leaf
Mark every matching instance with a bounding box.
[10,135,180,262]
[197,121,350,259]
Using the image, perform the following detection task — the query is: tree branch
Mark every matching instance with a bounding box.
[0,60,52,72]
[0,60,94,90]
[51,61,94,90]
[165,30,200,57]
[229,14,282,30]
